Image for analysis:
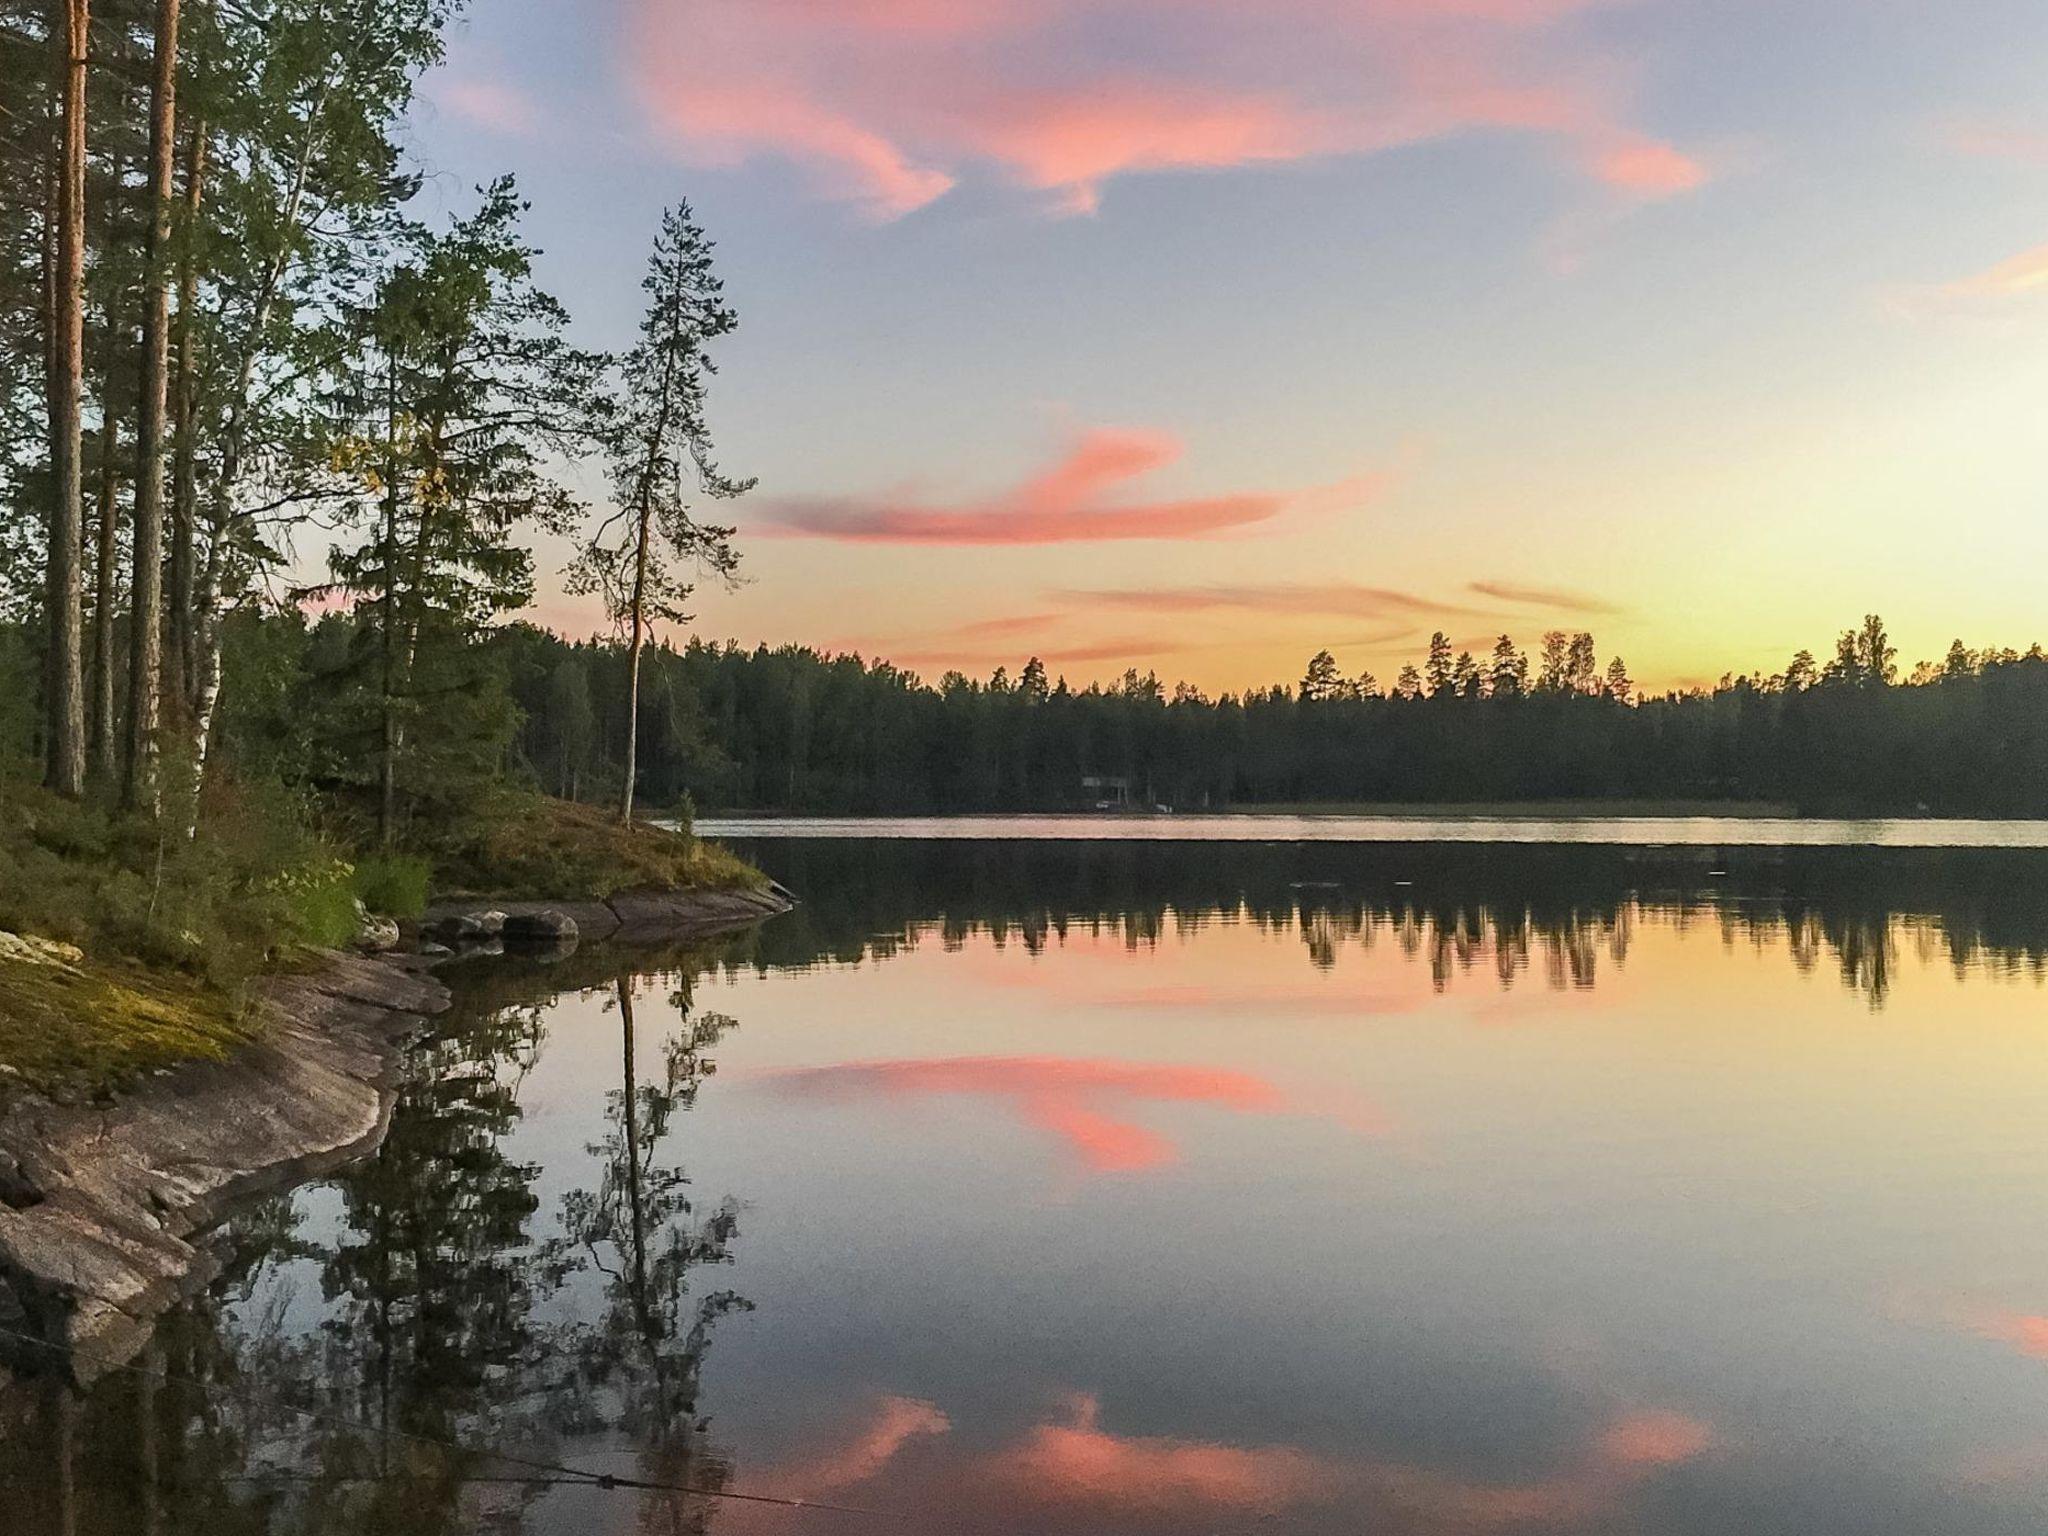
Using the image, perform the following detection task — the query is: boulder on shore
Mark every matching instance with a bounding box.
[503,909,577,944]
[423,913,489,945]
[351,901,401,954]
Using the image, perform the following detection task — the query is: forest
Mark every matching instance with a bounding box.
[3,0,2046,899]
[0,0,753,1004]
[466,615,2048,817]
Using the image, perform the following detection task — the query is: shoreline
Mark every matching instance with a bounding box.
[693,813,2048,849]
[0,883,792,1389]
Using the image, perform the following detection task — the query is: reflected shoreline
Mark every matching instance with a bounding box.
[718,838,2048,1008]
[696,813,2048,848]
[8,836,2048,1533]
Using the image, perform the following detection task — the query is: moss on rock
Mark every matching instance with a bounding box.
[0,936,255,1098]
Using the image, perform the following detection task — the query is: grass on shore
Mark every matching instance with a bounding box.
[0,778,761,1098]
[0,937,256,1099]
[412,792,764,902]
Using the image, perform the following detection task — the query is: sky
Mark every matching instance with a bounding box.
[400,0,2048,695]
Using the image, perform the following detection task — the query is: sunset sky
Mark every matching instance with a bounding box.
[404,0,2048,694]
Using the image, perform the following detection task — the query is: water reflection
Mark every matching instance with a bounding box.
[546,973,746,1506]
[717,838,2048,1005]
[0,950,753,1536]
[9,838,2048,1534]
[759,1054,1365,1174]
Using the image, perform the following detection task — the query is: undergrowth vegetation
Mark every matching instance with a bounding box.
[410,790,761,900]
[0,775,358,988]
[0,762,760,1095]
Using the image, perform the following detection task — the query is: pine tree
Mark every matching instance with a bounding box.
[44,0,89,795]
[569,202,752,826]
[1299,648,1342,702]
[1604,655,1632,703]
[327,181,605,843]
[1425,630,1454,697]
[1537,630,1571,693]
[1489,634,1528,698]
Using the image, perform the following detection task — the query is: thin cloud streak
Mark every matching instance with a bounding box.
[952,611,1068,638]
[1053,581,1491,620]
[1468,580,1623,615]
[1944,241,2048,298]
[889,636,1194,666]
[755,426,1389,545]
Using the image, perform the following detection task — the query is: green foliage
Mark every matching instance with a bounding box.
[280,861,364,949]
[408,788,760,901]
[567,201,751,635]
[352,851,431,917]
[0,773,357,990]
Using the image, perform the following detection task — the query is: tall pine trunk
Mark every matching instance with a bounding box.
[89,402,119,785]
[620,507,649,825]
[45,0,90,798]
[378,348,400,847]
[124,0,182,810]
[167,120,204,720]
[616,334,683,829]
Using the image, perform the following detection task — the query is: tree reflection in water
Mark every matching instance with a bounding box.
[0,946,753,1536]
[546,971,748,1532]
[716,837,2048,1008]
[11,837,2048,1532]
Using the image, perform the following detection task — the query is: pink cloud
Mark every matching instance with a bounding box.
[752,1394,952,1500]
[649,81,955,218]
[973,1395,1713,1525]
[1590,138,1707,194]
[756,426,1388,544]
[722,1388,1713,1527]
[757,1054,1330,1173]
[626,0,1703,218]
[1940,121,2048,165]
[988,1392,1348,1510]
[1054,580,1486,619]
[967,83,1334,215]
[890,635,1195,666]
[1598,1408,1715,1467]
[435,77,539,137]
[1951,1306,2048,1360]
[1945,241,2048,298]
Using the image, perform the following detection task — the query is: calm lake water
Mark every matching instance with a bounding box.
[697,812,2048,847]
[12,834,2048,1534]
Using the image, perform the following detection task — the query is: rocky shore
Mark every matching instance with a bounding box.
[413,880,795,949]
[0,881,792,1388]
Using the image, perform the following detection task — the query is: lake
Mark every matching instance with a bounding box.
[11,830,2048,1534]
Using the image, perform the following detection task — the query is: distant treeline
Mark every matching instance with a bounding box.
[478,613,2048,817]
[14,609,2040,820]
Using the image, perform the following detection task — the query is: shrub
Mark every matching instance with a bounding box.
[0,773,360,988]
[352,853,431,917]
